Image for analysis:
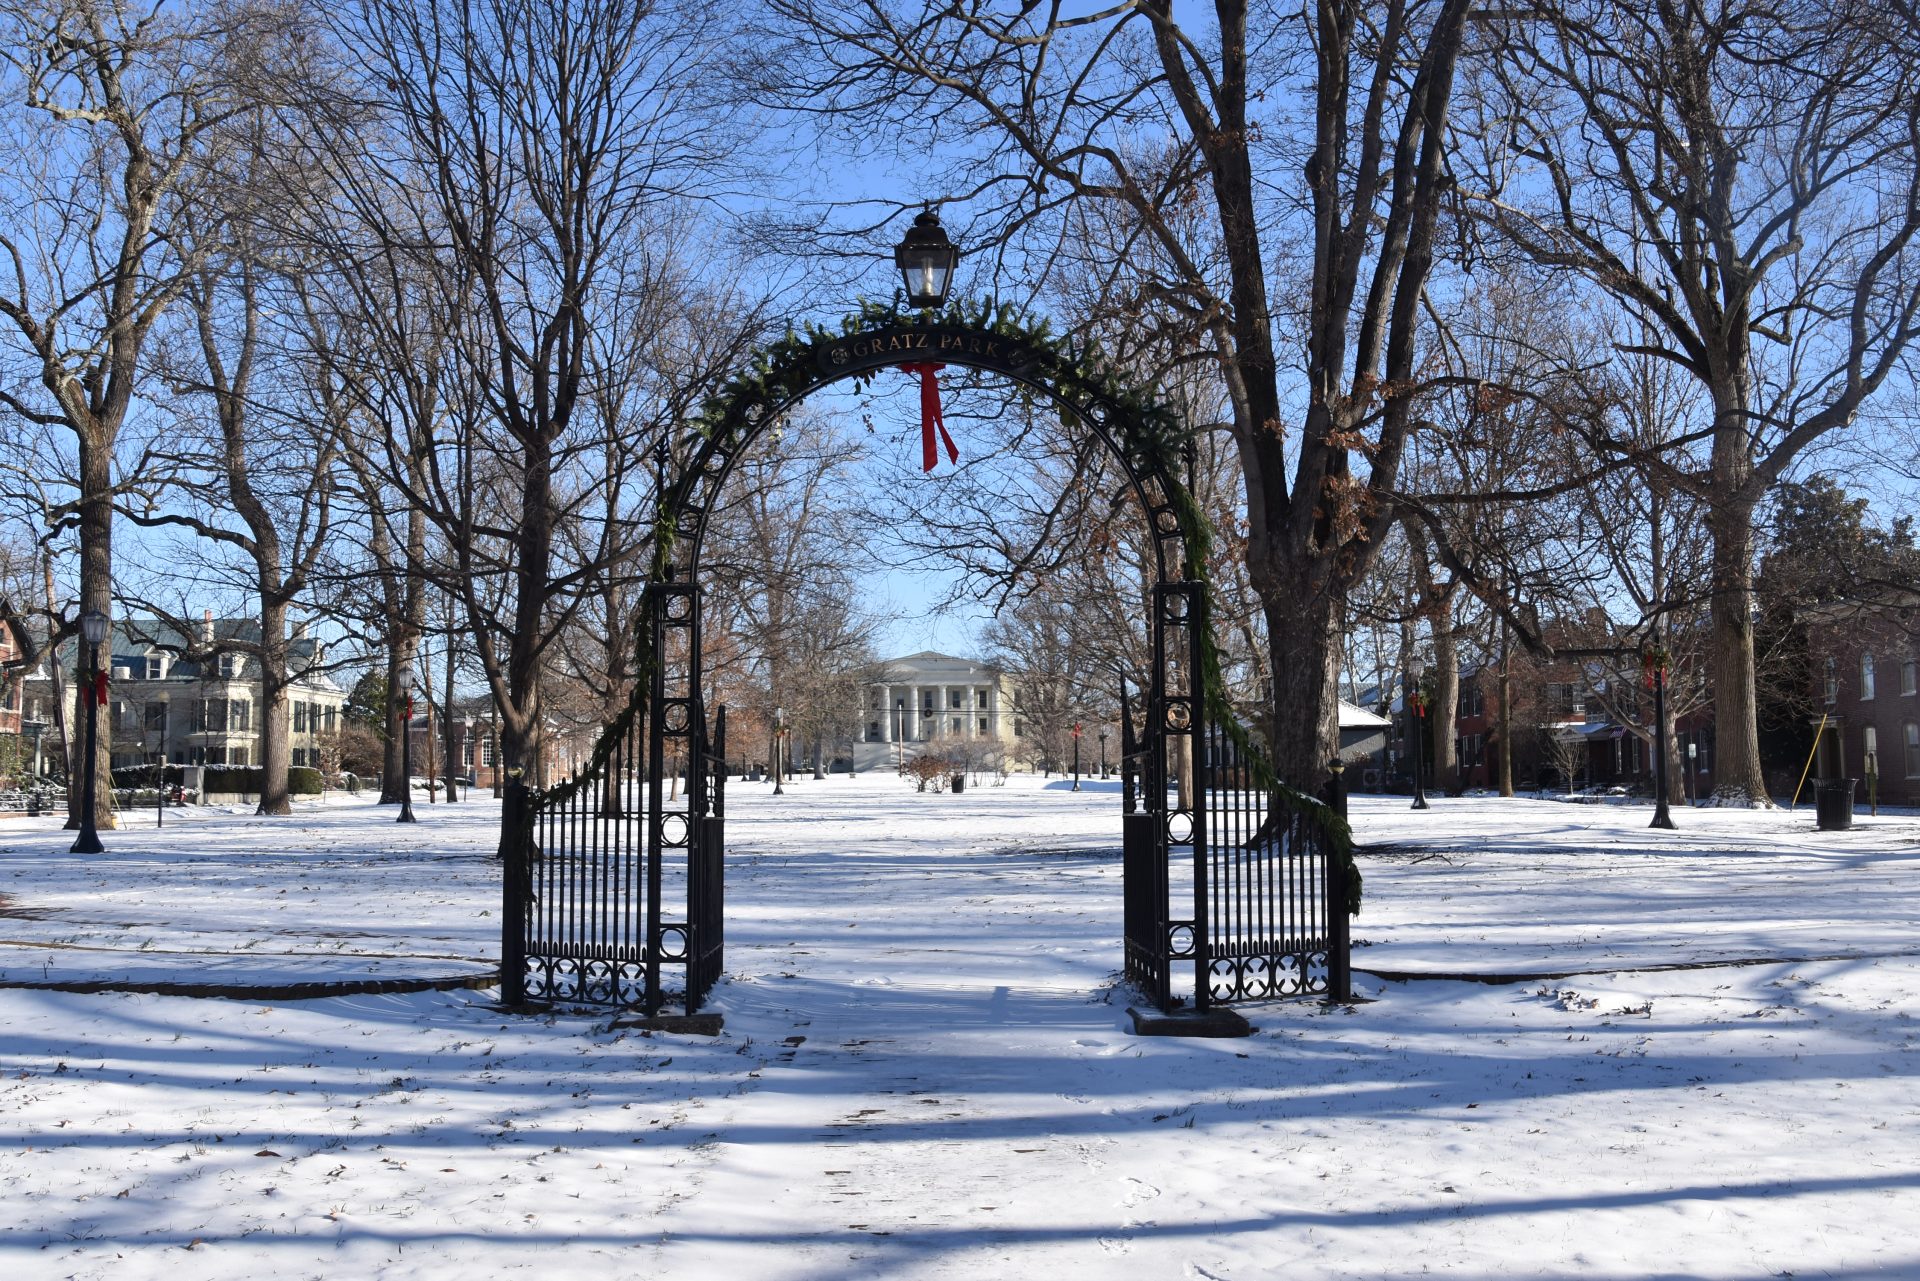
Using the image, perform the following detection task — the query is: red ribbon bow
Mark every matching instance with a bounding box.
[93,669,109,707]
[899,362,959,471]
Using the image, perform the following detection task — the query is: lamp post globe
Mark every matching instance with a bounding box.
[894,208,959,310]
[71,608,109,854]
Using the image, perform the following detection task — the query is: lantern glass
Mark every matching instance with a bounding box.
[1409,657,1426,681]
[79,609,108,645]
[894,209,959,309]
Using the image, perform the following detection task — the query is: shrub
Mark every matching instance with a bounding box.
[202,765,263,794]
[288,766,324,795]
[111,763,188,789]
[904,755,954,793]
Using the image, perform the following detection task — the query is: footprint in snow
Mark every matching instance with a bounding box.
[1122,1177,1161,1205]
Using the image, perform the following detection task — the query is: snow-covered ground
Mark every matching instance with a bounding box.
[2,777,1916,1279]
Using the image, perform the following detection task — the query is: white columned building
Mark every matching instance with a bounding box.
[853,652,1026,772]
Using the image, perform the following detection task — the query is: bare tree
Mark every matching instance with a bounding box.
[1466,1,1920,804]
[745,0,1477,790]
[313,0,751,781]
[0,0,294,826]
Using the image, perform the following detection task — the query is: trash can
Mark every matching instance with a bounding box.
[950,773,966,794]
[1814,777,1858,831]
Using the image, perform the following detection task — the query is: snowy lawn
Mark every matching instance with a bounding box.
[1,777,1915,1279]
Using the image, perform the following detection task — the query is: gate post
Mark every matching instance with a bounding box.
[1186,584,1210,1010]
[1325,839,1352,1003]
[500,777,529,1006]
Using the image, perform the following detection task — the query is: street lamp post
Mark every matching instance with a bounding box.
[772,706,785,795]
[71,609,108,853]
[894,700,904,773]
[1686,740,1697,807]
[1071,722,1082,791]
[396,696,417,823]
[1649,650,1675,830]
[1099,727,1110,780]
[1408,658,1429,811]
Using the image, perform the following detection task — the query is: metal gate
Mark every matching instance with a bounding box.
[1121,582,1351,1010]
[501,577,1347,1014]
[501,583,728,1014]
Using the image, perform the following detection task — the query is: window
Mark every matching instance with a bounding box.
[867,721,880,741]
[481,737,496,766]
[977,690,988,708]
[1865,726,1879,776]
[1904,659,1916,696]
[229,745,249,767]
[218,653,241,678]
[1862,652,1876,700]
[1906,723,1920,778]
[231,700,251,732]
[950,691,963,709]
[323,707,337,733]
[293,702,308,732]
[144,702,167,733]
[979,717,988,734]
[1013,720,1025,739]
[1824,658,1838,704]
[202,699,228,733]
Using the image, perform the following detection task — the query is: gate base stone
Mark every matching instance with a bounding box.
[609,1012,726,1036]
[1127,1005,1253,1038]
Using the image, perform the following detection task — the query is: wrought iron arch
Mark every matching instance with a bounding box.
[499,303,1353,1022]
[654,308,1199,587]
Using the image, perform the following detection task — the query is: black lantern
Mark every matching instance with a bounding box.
[894,208,959,309]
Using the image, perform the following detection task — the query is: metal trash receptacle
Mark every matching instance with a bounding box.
[1815,777,1858,831]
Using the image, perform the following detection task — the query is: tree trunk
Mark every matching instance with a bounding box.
[255,596,293,816]
[1496,622,1515,797]
[381,638,415,803]
[67,433,114,832]
[1707,493,1772,806]
[1431,618,1461,796]
[380,499,427,803]
[422,645,438,803]
[442,631,459,802]
[1262,585,1342,792]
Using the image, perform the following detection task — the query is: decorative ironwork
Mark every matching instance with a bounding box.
[1198,716,1351,1004]
[500,312,1349,1019]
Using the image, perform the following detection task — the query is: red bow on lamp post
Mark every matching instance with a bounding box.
[898,362,959,471]
[93,668,109,707]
